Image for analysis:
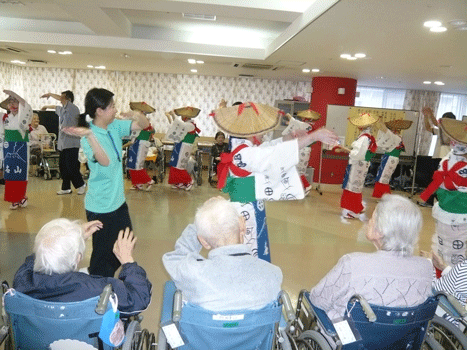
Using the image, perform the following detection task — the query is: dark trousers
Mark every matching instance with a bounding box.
[59,148,85,190]
[86,202,133,277]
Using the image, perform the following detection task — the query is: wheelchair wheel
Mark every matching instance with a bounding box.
[422,333,444,350]
[429,315,467,350]
[297,330,332,350]
[122,320,141,350]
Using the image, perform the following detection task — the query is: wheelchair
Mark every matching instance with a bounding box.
[32,133,60,180]
[144,139,166,184]
[157,281,297,350]
[0,281,155,350]
[292,289,467,350]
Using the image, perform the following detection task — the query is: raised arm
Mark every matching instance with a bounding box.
[40,92,61,101]
[297,128,339,149]
[63,127,110,166]
[422,107,437,134]
[120,111,150,131]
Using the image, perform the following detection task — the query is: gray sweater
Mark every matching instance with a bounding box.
[310,250,433,320]
[162,224,283,311]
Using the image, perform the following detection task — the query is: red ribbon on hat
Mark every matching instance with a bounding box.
[237,102,259,116]
[420,159,467,202]
[217,144,251,189]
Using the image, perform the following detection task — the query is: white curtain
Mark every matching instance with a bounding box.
[403,90,441,156]
[0,61,310,137]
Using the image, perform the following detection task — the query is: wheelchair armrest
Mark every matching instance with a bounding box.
[350,295,376,322]
[95,284,112,315]
[0,326,8,345]
[435,291,467,318]
[310,304,338,337]
[279,291,295,322]
[173,290,182,322]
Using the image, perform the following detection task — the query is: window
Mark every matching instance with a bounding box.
[355,86,406,109]
[436,93,467,120]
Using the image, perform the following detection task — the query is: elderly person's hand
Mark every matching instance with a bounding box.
[113,228,136,264]
[82,220,103,240]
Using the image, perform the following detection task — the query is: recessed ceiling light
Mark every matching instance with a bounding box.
[424,20,442,28]
[302,68,310,73]
[340,54,351,59]
[58,51,72,55]
[95,65,106,69]
[196,60,204,64]
[87,65,94,68]
[347,56,357,60]
[312,68,320,73]
[191,69,198,73]
[455,25,467,31]
[188,59,196,64]
[430,26,447,32]
[122,53,131,58]
[47,50,56,54]
[11,60,25,64]
[423,81,432,84]
[355,53,366,58]
[434,81,445,85]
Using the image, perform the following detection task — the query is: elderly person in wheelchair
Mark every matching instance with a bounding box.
[162,196,283,311]
[13,218,152,315]
[310,194,433,321]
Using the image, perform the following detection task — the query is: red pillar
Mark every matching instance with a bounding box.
[309,77,357,184]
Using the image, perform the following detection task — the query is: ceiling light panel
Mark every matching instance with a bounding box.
[424,20,442,28]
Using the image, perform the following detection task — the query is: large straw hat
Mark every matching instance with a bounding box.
[174,106,201,118]
[439,118,467,145]
[296,109,321,120]
[349,112,378,128]
[385,119,413,131]
[211,102,282,137]
[0,98,9,110]
[129,102,155,114]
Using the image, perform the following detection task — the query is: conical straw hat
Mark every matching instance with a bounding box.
[296,109,321,120]
[0,98,9,110]
[174,106,201,118]
[385,119,413,131]
[439,118,467,145]
[129,102,155,114]
[349,112,378,127]
[211,102,282,137]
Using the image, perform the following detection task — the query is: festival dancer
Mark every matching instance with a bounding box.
[165,107,200,191]
[211,102,338,261]
[1,90,33,209]
[372,119,412,198]
[419,118,467,271]
[338,113,379,222]
[125,102,156,191]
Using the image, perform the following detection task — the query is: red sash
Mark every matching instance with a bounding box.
[361,133,377,153]
[420,160,467,201]
[217,144,252,189]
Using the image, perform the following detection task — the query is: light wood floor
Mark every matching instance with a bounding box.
[0,174,435,335]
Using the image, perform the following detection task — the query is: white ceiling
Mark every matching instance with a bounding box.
[0,0,466,94]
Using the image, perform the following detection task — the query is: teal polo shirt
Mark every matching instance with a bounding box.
[81,119,132,213]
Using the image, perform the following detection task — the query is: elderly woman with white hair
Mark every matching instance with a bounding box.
[13,219,152,315]
[310,194,433,320]
[163,196,282,311]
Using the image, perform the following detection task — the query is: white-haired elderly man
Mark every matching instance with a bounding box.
[13,219,152,315]
[162,196,283,311]
[310,194,433,320]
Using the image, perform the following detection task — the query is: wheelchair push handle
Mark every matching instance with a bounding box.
[351,295,376,322]
[279,291,295,322]
[173,290,183,322]
[96,284,113,315]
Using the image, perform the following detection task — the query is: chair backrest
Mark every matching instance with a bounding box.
[4,289,112,350]
[343,296,438,350]
[160,281,282,350]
